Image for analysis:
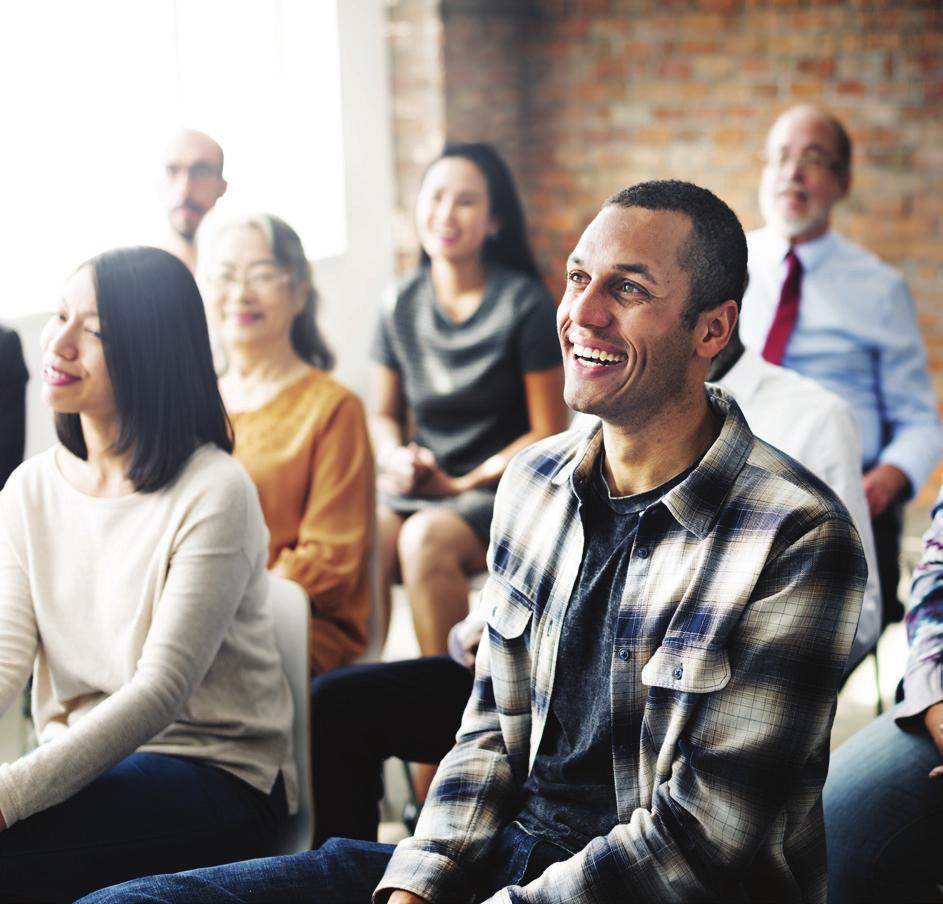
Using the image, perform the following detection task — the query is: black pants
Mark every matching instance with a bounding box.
[872,502,905,627]
[310,655,474,846]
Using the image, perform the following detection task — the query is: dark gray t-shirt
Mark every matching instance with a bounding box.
[514,456,694,853]
[370,265,561,477]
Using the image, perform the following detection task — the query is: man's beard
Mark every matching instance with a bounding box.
[758,181,827,240]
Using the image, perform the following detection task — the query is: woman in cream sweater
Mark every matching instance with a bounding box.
[0,247,295,903]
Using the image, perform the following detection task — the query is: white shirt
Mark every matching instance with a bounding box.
[716,349,880,668]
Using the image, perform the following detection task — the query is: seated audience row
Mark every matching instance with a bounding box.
[0,101,940,901]
[81,180,869,902]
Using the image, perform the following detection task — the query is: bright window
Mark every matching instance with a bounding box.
[1,0,345,317]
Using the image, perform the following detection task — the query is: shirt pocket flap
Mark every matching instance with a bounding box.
[483,581,533,640]
[641,643,731,693]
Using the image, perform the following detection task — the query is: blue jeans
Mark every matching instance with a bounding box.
[0,752,287,904]
[77,821,570,903]
[823,710,943,903]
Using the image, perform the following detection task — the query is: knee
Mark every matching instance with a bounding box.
[310,667,353,719]
[398,510,458,568]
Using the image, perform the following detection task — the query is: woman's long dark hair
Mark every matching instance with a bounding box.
[418,142,541,280]
[56,246,232,492]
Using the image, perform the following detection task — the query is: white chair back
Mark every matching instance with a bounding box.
[268,575,314,853]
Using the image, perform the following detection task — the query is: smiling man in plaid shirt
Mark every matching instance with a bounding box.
[83,181,866,904]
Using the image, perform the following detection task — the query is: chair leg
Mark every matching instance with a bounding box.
[401,760,421,834]
[872,647,883,717]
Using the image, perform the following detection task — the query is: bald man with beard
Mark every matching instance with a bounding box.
[159,129,228,273]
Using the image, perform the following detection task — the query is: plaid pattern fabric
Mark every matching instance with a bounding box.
[899,485,943,720]
[377,388,866,904]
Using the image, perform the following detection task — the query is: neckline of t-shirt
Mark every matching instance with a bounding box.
[427,265,505,329]
[592,453,699,514]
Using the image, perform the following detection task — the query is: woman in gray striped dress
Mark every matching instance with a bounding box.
[370,142,568,656]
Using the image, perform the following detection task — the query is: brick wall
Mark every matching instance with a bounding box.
[385,0,943,500]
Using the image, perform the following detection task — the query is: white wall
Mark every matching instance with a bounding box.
[5,0,394,461]
[315,0,395,400]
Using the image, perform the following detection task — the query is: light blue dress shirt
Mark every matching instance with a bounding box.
[740,227,943,494]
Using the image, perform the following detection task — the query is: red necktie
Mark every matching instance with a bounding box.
[761,249,802,365]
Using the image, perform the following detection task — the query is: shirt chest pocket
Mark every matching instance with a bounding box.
[483,580,533,649]
[640,643,731,694]
[482,580,534,718]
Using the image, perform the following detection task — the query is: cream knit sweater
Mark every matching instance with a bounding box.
[0,444,296,828]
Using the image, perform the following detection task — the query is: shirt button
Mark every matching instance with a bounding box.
[672,665,684,680]
[618,648,630,661]
[636,547,649,559]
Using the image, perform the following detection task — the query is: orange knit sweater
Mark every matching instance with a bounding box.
[230,369,374,673]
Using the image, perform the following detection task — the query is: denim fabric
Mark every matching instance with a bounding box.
[77,823,569,903]
[824,710,943,903]
[0,752,286,904]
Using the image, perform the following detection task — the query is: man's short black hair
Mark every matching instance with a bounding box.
[605,180,748,329]
[56,246,232,491]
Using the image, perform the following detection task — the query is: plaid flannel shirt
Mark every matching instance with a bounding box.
[896,484,943,724]
[377,388,865,904]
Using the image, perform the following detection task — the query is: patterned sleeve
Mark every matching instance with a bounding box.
[374,459,536,903]
[514,277,562,373]
[895,485,943,724]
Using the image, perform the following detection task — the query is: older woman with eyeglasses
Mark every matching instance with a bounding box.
[206,214,374,675]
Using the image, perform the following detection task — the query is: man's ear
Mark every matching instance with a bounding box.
[696,299,738,360]
[836,168,851,202]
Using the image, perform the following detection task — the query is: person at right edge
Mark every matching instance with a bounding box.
[824,483,943,903]
[740,104,943,627]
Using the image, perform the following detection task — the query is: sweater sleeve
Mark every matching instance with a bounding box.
[273,392,375,671]
[0,466,258,828]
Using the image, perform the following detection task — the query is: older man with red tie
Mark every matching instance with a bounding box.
[740,104,942,629]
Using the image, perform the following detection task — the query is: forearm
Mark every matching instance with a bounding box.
[0,668,184,826]
[451,429,556,493]
[377,635,519,901]
[370,414,405,464]
[923,702,943,756]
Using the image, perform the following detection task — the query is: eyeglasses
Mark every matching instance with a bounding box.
[207,268,292,294]
[164,162,223,184]
[762,147,843,173]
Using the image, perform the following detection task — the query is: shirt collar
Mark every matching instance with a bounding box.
[761,226,837,274]
[552,387,755,538]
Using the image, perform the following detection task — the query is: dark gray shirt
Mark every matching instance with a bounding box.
[370,265,561,477]
[515,456,695,853]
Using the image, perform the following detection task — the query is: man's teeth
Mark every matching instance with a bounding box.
[573,343,626,364]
